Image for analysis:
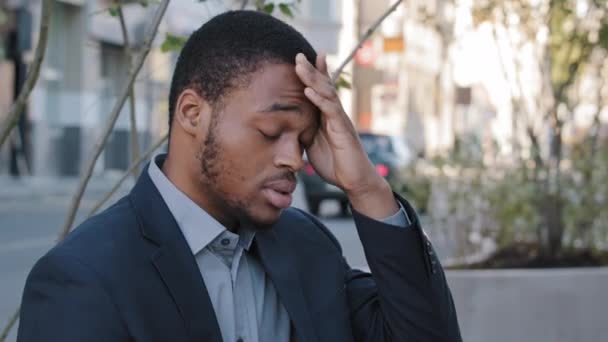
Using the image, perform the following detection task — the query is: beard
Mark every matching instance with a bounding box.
[196,113,276,230]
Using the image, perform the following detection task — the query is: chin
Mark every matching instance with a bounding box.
[247,206,284,229]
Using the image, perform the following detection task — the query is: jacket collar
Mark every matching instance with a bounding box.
[129,166,223,342]
[130,160,318,342]
[254,215,319,342]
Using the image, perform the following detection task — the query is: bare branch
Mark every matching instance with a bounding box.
[116,4,141,180]
[88,133,169,217]
[0,0,52,148]
[0,3,51,337]
[331,0,403,82]
[527,126,544,169]
[0,308,19,342]
[0,5,168,330]
[127,92,139,178]
[551,8,591,109]
[241,0,248,10]
[60,0,170,240]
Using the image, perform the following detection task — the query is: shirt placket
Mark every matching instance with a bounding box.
[213,232,258,342]
[232,247,258,342]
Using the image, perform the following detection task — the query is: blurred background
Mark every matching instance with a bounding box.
[1,0,607,341]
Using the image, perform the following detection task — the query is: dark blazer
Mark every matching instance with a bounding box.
[18,167,462,342]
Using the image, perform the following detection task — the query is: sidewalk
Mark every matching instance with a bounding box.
[0,173,136,201]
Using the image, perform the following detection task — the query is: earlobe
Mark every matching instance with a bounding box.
[174,89,211,137]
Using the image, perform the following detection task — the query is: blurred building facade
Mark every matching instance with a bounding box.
[350,0,501,158]
[0,0,351,177]
[5,0,571,177]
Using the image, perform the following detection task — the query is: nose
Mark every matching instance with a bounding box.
[274,139,305,172]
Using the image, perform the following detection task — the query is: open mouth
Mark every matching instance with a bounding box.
[262,188,293,209]
[261,178,296,209]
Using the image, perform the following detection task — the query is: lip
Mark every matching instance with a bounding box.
[262,179,296,209]
[263,179,297,194]
[261,188,293,209]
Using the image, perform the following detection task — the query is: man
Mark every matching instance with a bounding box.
[18,10,461,342]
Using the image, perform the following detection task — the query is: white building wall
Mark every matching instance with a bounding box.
[20,0,347,176]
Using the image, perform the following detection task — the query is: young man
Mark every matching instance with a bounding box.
[18,11,461,342]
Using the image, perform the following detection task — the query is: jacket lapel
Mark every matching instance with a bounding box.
[255,226,318,342]
[130,167,223,342]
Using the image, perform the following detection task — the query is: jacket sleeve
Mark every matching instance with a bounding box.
[17,250,129,341]
[300,193,462,342]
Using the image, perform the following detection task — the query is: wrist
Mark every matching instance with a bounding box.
[346,177,399,220]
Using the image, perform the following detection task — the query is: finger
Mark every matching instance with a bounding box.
[316,52,329,76]
[304,87,341,117]
[295,54,337,99]
[296,66,337,99]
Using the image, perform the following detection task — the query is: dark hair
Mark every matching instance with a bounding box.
[167,10,317,130]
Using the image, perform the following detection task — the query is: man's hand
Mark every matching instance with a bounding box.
[294,53,399,219]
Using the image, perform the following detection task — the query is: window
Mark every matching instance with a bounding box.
[309,0,333,20]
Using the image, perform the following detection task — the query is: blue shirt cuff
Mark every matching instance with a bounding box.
[379,200,412,227]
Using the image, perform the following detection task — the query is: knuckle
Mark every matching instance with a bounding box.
[326,87,338,99]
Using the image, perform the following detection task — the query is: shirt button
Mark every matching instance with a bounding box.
[221,238,231,246]
[236,338,244,342]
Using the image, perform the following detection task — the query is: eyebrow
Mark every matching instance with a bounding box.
[260,103,302,114]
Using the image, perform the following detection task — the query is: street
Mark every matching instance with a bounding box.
[0,174,451,341]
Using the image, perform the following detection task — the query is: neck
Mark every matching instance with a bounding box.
[162,153,239,231]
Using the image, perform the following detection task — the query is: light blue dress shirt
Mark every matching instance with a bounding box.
[147,154,410,342]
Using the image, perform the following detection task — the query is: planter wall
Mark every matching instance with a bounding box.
[446,267,608,342]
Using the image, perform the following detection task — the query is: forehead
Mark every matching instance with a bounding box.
[218,62,319,127]
[245,62,308,101]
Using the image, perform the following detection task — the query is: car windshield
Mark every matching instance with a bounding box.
[360,134,394,155]
[359,133,412,162]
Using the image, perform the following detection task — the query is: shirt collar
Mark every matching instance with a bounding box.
[148,154,255,255]
[238,227,255,251]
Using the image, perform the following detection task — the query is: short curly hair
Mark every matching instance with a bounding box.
[167,10,318,131]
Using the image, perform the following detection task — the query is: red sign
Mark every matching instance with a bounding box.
[355,41,377,67]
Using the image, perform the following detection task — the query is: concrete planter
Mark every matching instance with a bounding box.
[446,267,608,342]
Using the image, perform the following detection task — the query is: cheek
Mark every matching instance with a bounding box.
[215,132,271,191]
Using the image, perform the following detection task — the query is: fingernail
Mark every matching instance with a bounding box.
[296,53,305,63]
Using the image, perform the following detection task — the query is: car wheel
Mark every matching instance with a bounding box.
[307,197,321,216]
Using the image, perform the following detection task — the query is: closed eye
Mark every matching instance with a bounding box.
[259,130,281,141]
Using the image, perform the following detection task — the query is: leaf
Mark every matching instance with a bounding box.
[599,22,608,51]
[471,2,494,27]
[161,33,187,53]
[138,0,149,7]
[108,5,119,17]
[335,76,351,90]
[262,3,275,14]
[0,9,7,26]
[279,3,293,18]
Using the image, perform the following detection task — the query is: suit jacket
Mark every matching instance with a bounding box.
[18,168,462,342]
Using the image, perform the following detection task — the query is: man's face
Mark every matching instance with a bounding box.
[196,62,319,228]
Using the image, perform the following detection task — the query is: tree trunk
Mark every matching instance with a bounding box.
[541,112,565,256]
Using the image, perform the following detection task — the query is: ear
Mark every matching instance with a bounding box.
[173,89,212,137]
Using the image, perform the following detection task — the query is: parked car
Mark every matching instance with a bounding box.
[298,132,414,216]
